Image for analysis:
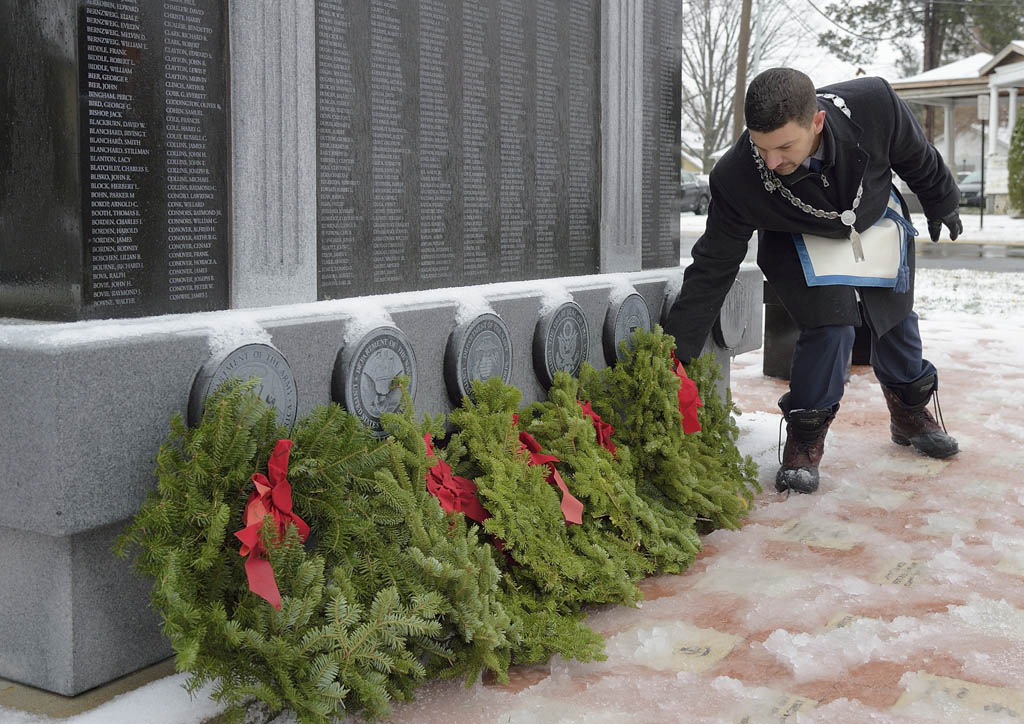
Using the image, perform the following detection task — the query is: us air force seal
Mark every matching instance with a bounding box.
[189,343,298,428]
[604,292,652,364]
[333,326,417,437]
[713,275,753,350]
[444,313,513,404]
[533,301,589,388]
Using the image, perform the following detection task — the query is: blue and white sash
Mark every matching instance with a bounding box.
[791,191,917,291]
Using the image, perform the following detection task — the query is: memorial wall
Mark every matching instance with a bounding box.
[1,1,679,319]
[0,1,730,699]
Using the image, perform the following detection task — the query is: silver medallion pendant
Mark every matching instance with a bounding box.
[850,227,865,262]
[840,209,857,226]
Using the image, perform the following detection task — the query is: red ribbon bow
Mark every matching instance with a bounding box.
[234,439,310,610]
[518,431,584,525]
[671,351,703,434]
[578,400,616,457]
[424,434,491,524]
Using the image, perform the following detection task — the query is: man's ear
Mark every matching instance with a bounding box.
[812,109,826,134]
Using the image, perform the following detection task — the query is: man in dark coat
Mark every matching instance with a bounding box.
[663,68,962,494]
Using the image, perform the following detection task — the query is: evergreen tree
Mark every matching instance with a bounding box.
[1009,112,1024,215]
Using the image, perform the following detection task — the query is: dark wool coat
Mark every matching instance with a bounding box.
[663,77,960,362]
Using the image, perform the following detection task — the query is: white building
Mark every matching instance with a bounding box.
[892,42,1024,213]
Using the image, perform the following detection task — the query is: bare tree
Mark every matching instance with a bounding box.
[680,0,793,171]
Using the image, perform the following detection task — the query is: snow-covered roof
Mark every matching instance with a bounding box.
[895,53,992,85]
[979,40,1024,76]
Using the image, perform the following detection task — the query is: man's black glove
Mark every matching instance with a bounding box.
[926,210,962,242]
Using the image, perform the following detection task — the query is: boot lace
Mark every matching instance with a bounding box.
[907,388,948,433]
[932,388,948,433]
[777,417,815,464]
[777,416,784,464]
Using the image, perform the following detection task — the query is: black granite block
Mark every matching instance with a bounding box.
[0,0,229,320]
[314,0,604,300]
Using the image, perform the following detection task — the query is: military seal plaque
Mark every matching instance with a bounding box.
[533,301,590,388]
[713,276,753,350]
[188,343,298,428]
[333,326,417,437]
[603,292,652,364]
[444,313,513,404]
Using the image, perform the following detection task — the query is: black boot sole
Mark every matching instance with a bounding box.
[891,432,960,459]
[775,467,820,494]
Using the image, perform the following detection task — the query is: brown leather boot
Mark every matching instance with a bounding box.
[881,374,958,458]
[776,393,837,494]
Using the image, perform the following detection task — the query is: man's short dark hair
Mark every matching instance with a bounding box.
[744,68,818,133]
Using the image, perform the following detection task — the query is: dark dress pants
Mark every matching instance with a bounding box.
[788,311,936,411]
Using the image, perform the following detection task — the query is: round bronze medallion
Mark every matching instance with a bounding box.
[444,313,513,404]
[333,326,417,437]
[533,301,589,388]
[188,343,298,428]
[713,276,752,350]
[603,292,651,364]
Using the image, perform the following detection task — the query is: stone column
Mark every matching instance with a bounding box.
[229,0,318,308]
[1009,88,1019,142]
[943,101,955,170]
[599,0,644,272]
[988,86,1000,160]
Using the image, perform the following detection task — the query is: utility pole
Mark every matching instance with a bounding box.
[733,0,753,140]
[750,0,764,78]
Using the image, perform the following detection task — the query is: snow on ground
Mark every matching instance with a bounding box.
[680,211,1024,246]
[2,265,1022,724]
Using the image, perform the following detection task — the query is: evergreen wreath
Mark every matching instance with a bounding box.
[520,371,701,574]
[115,380,445,723]
[578,326,760,532]
[118,325,759,722]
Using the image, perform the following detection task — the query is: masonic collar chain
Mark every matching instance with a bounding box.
[749,93,868,260]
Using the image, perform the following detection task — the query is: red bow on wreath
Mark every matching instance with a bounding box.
[424,434,491,524]
[234,439,310,610]
[578,400,616,457]
[518,431,584,525]
[671,351,703,434]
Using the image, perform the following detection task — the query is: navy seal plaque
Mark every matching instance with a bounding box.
[713,276,754,350]
[333,326,417,437]
[604,293,652,364]
[189,343,298,427]
[444,313,513,404]
[533,301,590,388]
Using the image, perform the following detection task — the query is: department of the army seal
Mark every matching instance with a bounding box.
[444,313,513,404]
[188,343,298,428]
[333,326,417,437]
[533,301,589,388]
[603,292,652,364]
[713,276,752,350]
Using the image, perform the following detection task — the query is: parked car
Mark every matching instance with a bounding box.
[680,170,710,215]
[958,170,984,207]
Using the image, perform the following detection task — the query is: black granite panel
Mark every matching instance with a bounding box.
[568,0,601,275]
[642,0,681,270]
[79,0,229,318]
[0,0,229,320]
[315,0,602,300]
[0,0,84,319]
[417,0,460,284]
